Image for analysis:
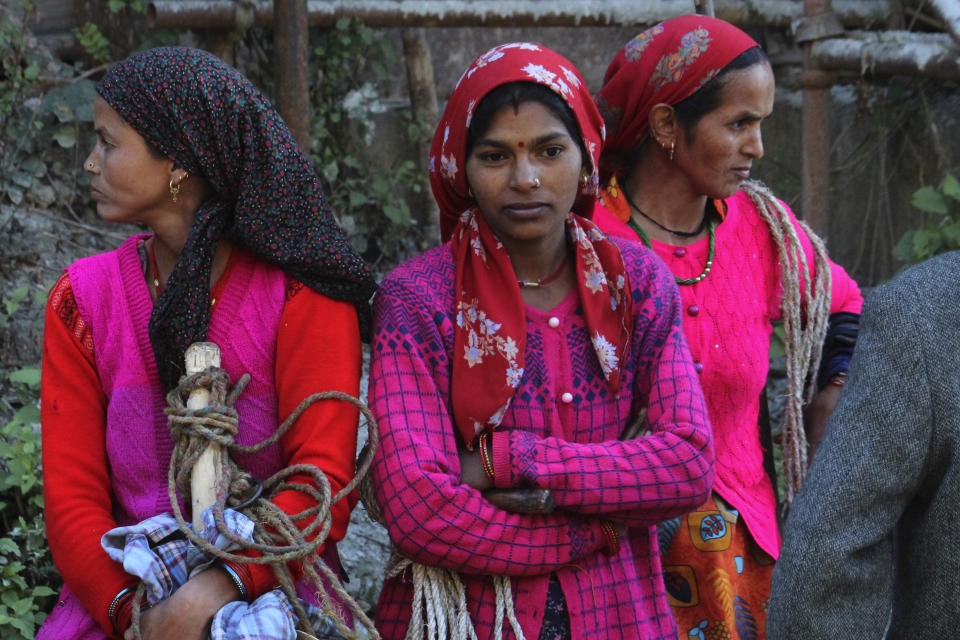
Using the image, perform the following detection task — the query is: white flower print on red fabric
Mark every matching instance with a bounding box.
[591,332,620,378]
[466,98,477,128]
[456,297,523,379]
[440,153,457,182]
[521,63,572,97]
[464,43,541,81]
[559,65,582,90]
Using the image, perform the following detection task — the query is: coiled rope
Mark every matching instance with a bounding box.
[127,365,382,640]
[742,180,832,504]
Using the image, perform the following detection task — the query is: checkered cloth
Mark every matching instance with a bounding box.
[101,509,345,639]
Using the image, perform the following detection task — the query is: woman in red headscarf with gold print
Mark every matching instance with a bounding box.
[593,14,863,638]
[368,43,714,639]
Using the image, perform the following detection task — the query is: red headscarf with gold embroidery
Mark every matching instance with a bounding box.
[428,43,632,447]
[595,14,760,183]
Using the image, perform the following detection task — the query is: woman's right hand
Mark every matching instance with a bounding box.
[458,442,493,492]
[123,568,239,640]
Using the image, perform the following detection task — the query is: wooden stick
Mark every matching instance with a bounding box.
[185,342,222,530]
[483,489,556,514]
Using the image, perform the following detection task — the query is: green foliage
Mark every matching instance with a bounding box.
[894,173,960,264]
[73,22,113,64]
[0,354,55,639]
[107,0,145,12]
[309,18,428,267]
[0,2,96,213]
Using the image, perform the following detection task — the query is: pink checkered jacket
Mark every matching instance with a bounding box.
[369,237,714,639]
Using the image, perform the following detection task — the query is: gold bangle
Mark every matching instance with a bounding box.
[600,520,621,556]
[478,432,495,483]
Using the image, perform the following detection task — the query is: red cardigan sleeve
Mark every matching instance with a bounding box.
[42,273,136,634]
[234,281,361,598]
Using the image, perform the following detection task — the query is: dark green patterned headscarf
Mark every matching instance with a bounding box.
[96,47,376,390]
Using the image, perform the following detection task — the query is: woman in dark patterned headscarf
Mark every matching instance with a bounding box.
[39,47,374,639]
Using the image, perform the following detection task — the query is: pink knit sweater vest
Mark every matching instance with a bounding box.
[67,234,287,525]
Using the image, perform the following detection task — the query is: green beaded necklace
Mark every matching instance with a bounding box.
[627,215,717,286]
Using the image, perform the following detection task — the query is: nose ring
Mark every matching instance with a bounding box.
[87,161,95,170]
[532,177,541,189]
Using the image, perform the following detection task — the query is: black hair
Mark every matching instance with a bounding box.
[673,46,770,131]
[466,81,589,168]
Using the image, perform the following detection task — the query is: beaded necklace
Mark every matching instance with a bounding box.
[627,216,717,286]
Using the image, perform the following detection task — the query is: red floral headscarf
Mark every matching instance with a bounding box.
[595,14,759,182]
[428,43,632,447]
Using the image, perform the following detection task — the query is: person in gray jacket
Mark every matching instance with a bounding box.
[767,250,960,638]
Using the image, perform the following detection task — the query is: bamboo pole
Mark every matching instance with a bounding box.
[274,0,311,152]
[147,0,891,30]
[402,28,440,232]
[810,31,960,80]
[798,0,843,236]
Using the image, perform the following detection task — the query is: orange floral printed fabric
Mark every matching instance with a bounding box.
[660,495,774,640]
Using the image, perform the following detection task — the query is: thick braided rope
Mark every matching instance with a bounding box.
[127,366,381,640]
[362,481,525,640]
[741,180,832,504]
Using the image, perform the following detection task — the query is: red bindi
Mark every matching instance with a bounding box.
[517,141,524,147]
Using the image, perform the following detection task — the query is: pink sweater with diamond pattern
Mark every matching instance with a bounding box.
[369,237,714,640]
[594,190,862,558]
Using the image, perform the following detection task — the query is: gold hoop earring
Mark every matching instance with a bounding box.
[169,173,188,203]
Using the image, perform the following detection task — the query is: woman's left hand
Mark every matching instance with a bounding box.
[123,567,239,640]
[803,384,843,461]
[458,443,493,492]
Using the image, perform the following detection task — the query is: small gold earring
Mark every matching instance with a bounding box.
[669,141,675,162]
[169,173,188,203]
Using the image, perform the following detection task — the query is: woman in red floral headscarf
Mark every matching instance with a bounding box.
[593,14,863,638]
[368,43,715,639]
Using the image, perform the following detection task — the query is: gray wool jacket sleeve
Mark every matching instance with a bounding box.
[767,251,960,639]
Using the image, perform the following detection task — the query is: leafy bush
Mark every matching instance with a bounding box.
[308,18,429,270]
[0,287,56,638]
[894,173,960,264]
[0,1,97,214]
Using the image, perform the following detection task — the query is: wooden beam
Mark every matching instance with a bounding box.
[274,0,311,152]
[929,0,960,46]
[148,0,891,30]
[811,31,960,80]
